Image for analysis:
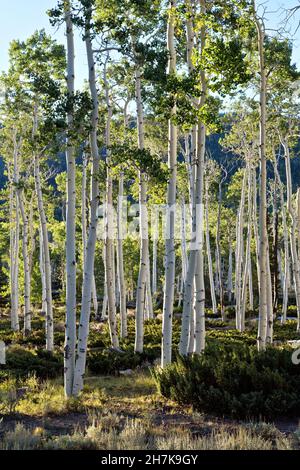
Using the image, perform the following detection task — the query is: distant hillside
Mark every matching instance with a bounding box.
[1,134,299,191]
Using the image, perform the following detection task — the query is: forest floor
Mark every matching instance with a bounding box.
[1,308,300,449]
[0,371,300,450]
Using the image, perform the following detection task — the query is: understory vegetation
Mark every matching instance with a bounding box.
[1,0,300,452]
[1,310,300,426]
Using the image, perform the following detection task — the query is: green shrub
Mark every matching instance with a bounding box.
[3,345,63,380]
[152,342,300,419]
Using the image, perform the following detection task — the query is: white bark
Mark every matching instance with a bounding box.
[235,169,247,330]
[12,136,31,334]
[216,183,224,319]
[146,255,154,320]
[39,225,47,316]
[205,185,217,314]
[180,0,206,356]
[117,173,127,337]
[254,8,268,351]
[73,15,101,395]
[162,0,178,367]
[178,197,188,307]
[64,0,77,397]
[282,138,300,331]
[227,240,233,304]
[104,61,119,349]
[34,154,54,351]
[274,163,289,323]
[18,191,31,334]
[152,215,158,298]
[9,175,19,332]
[133,53,149,353]
[241,167,252,330]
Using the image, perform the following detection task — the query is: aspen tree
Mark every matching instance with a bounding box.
[180,0,207,356]
[204,171,217,315]
[104,60,119,349]
[162,0,178,367]
[117,172,127,338]
[34,152,54,351]
[12,134,31,334]
[133,53,149,353]
[73,5,102,395]
[235,170,247,331]
[274,161,289,323]
[253,3,268,351]
[64,0,77,397]
[281,136,300,331]
[8,164,20,331]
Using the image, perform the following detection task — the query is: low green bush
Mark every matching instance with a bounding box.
[2,345,63,380]
[152,342,300,419]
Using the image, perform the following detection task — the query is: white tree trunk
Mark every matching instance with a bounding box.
[18,192,31,334]
[178,197,188,307]
[9,178,19,332]
[227,240,233,304]
[133,57,149,353]
[104,61,119,349]
[274,163,289,323]
[117,173,127,337]
[34,154,54,351]
[216,183,224,319]
[241,166,253,330]
[152,215,158,298]
[235,169,247,330]
[282,139,300,331]
[39,225,47,316]
[255,9,268,351]
[12,136,31,334]
[162,0,178,367]
[180,0,206,356]
[73,17,101,395]
[146,254,154,320]
[64,0,77,397]
[205,186,217,314]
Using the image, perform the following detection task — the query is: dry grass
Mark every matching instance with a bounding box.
[0,418,295,450]
[0,371,299,450]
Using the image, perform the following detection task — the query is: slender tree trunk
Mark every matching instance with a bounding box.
[28,197,35,278]
[274,163,289,323]
[252,168,260,293]
[241,166,252,330]
[73,14,101,395]
[227,239,233,304]
[18,192,31,335]
[133,52,149,353]
[12,136,31,334]
[117,173,127,337]
[34,154,54,351]
[162,0,178,367]
[205,186,217,314]
[9,178,19,332]
[180,0,206,356]
[235,169,247,330]
[178,197,188,307]
[146,255,154,320]
[254,6,268,351]
[152,214,158,299]
[64,0,77,397]
[216,182,224,319]
[282,139,300,331]
[39,225,47,316]
[104,61,119,349]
